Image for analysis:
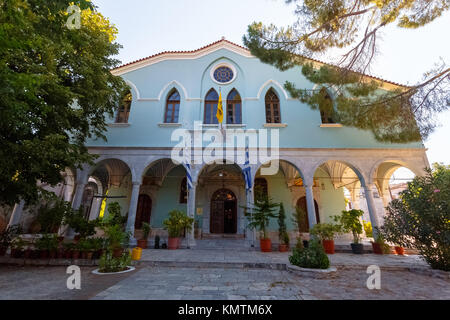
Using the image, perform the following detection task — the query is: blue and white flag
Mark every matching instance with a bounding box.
[183,144,193,190]
[243,146,252,192]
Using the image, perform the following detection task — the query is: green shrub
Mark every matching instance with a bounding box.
[333,209,364,244]
[98,250,131,273]
[163,210,194,238]
[277,203,289,245]
[289,240,330,269]
[381,164,450,271]
[310,222,339,241]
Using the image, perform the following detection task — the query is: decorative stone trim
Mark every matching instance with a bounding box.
[263,123,288,128]
[158,123,182,127]
[226,124,247,128]
[108,123,131,127]
[287,264,338,279]
[320,123,343,128]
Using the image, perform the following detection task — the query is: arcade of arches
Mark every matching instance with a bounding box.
[5,154,427,247]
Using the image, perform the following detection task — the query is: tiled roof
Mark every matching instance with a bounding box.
[112,38,408,88]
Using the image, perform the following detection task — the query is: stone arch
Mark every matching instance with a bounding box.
[257,80,289,100]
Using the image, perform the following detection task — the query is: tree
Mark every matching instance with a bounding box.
[0,0,127,206]
[381,163,450,271]
[243,0,449,143]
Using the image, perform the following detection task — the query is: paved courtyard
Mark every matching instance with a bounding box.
[0,263,448,300]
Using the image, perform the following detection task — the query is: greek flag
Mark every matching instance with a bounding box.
[243,146,252,191]
[183,145,193,190]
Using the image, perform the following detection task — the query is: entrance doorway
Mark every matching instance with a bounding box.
[296,197,320,232]
[135,194,152,229]
[210,189,237,234]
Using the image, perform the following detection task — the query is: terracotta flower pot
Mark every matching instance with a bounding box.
[24,249,32,259]
[137,239,148,249]
[11,249,23,259]
[57,249,64,259]
[49,250,56,259]
[40,250,49,259]
[81,251,87,259]
[278,244,289,252]
[168,237,179,250]
[322,240,335,254]
[0,246,7,256]
[72,250,80,260]
[86,251,94,260]
[394,246,405,255]
[260,238,272,252]
[64,250,72,259]
[371,242,383,254]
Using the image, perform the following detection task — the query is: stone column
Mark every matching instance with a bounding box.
[186,182,197,248]
[363,183,380,239]
[125,181,142,245]
[7,200,25,228]
[304,184,317,230]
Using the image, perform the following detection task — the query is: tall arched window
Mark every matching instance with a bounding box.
[226,89,242,124]
[254,178,268,202]
[179,177,187,203]
[116,90,132,123]
[319,88,335,124]
[165,89,180,123]
[265,89,281,124]
[204,89,219,124]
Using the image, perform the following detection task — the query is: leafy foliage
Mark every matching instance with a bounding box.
[244,195,279,239]
[36,196,73,234]
[243,0,449,143]
[277,203,289,245]
[65,208,98,239]
[289,240,330,269]
[0,0,127,206]
[310,222,339,241]
[381,164,450,271]
[99,250,131,273]
[363,220,373,238]
[0,225,21,249]
[163,210,194,238]
[333,209,364,243]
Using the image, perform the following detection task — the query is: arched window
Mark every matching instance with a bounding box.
[226,89,242,124]
[204,89,219,124]
[116,90,132,123]
[265,89,281,123]
[254,178,268,202]
[319,88,335,124]
[179,177,187,203]
[165,89,180,123]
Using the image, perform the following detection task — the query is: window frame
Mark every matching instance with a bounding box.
[116,91,132,123]
[226,89,242,124]
[164,89,181,124]
[265,89,281,124]
[204,89,219,124]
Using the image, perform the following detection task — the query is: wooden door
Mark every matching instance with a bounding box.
[296,197,320,232]
[211,200,224,233]
[135,194,152,229]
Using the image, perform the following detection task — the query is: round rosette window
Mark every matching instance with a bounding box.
[213,66,235,84]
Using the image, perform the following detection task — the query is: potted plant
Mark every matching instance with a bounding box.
[310,222,339,254]
[163,210,194,250]
[62,242,74,259]
[71,241,81,260]
[244,195,278,252]
[380,214,407,256]
[277,203,290,252]
[0,225,21,256]
[10,237,26,258]
[47,235,58,259]
[137,222,151,249]
[371,228,391,254]
[333,209,365,254]
[91,238,105,259]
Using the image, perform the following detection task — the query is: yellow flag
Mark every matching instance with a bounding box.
[216,92,223,124]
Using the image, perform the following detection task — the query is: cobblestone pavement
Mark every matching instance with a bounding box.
[0,265,448,300]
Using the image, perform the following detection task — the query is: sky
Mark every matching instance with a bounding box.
[94,0,450,167]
